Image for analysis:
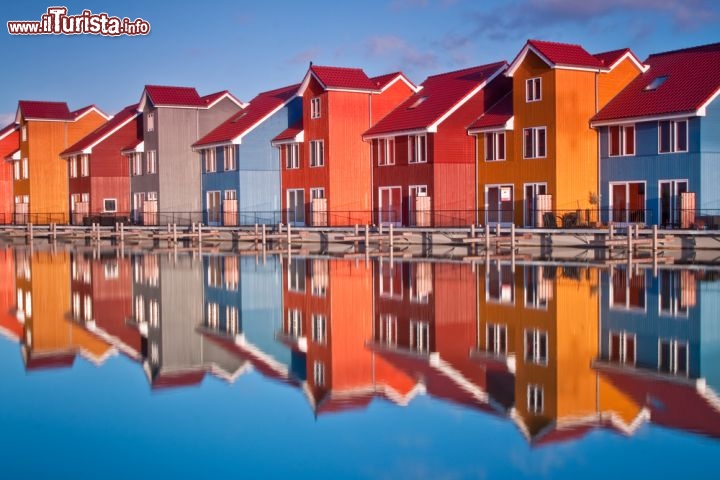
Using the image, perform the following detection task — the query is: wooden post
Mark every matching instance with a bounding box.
[635,223,640,239]
[652,224,658,252]
[389,223,394,250]
[485,225,490,251]
[254,223,259,248]
[511,223,516,248]
[173,223,177,244]
[120,222,124,244]
[609,223,614,240]
[198,223,202,245]
[470,224,475,238]
[28,223,33,242]
[364,224,369,250]
[262,223,266,246]
[627,226,633,257]
[287,222,291,246]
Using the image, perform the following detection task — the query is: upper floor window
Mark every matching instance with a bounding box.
[524,328,548,365]
[523,127,546,159]
[659,119,688,153]
[526,77,541,102]
[21,157,29,179]
[224,145,236,171]
[310,140,324,167]
[659,339,688,376]
[374,138,395,166]
[130,153,143,176]
[408,134,427,164]
[311,314,327,344]
[204,148,217,173]
[527,384,544,414]
[14,160,21,180]
[21,126,27,142]
[285,144,299,169]
[609,125,635,156]
[311,97,321,119]
[146,150,157,174]
[486,323,507,355]
[80,154,90,177]
[69,156,78,178]
[485,131,506,161]
[146,113,154,132]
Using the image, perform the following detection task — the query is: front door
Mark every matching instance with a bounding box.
[659,180,688,227]
[408,185,428,226]
[379,186,402,225]
[133,192,145,224]
[611,182,645,223]
[486,185,513,225]
[287,189,305,226]
[524,183,547,227]
[207,190,221,225]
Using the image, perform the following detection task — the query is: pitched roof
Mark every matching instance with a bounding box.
[592,42,720,123]
[143,85,206,107]
[201,90,246,108]
[300,65,378,94]
[271,120,304,144]
[60,104,141,157]
[507,39,605,76]
[370,72,418,92]
[364,62,508,137]
[17,100,72,120]
[467,91,513,132]
[193,84,298,148]
[72,105,108,120]
[0,122,18,141]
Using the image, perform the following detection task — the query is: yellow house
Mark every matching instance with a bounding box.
[470,40,645,227]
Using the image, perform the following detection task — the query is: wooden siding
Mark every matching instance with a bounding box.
[597,57,643,110]
[0,129,19,223]
[0,249,18,340]
[700,99,720,211]
[371,78,416,123]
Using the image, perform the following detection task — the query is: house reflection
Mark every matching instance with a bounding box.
[0,247,21,342]
[595,267,720,439]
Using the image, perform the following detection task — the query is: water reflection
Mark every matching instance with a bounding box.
[2,245,720,445]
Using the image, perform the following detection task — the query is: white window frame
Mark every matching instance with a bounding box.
[69,156,78,178]
[609,330,636,365]
[146,150,157,174]
[311,314,327,344]
[526,77,541,102]
[523,127,546,159]
[204,148,217,173]
[21,125,27,141]
[207,302,220,329]
[486,323,507,355]
[310,187,325,200]
[22,157,28,179]
[408,134,427,164]
[149,299,159,328]
[80,154,90,177]
[103,198,117,213]
[410,320,430,354]
[131,153,143,176]
[14,160,21,180]
[524,328,548,366]
[310,140,324,167]
[224,145,236,171]
[313,361,325,386]
[609,125,636,157]
[146,112,154,132]
[286,308,302,338]
[658,339,689,376]
[527,384,544,414]
[658,269,690,317]
[375,138,395,166]
[658,119,688,154]
[484,131,506,161]
[286,143,299,169]
[310,97,321,119]
[379,314,397,346]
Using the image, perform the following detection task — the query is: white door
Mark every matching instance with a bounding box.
[287,189,305,226]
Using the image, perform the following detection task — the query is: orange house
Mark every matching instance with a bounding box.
[277,65,417,226]
[0,124,20,224]
[14,249,114,370]
[470,40,644,227]
[12,101,109,224]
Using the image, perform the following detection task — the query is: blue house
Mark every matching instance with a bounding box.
[595,266,720,438]
[591,43,720,227]
[193,84,301,226]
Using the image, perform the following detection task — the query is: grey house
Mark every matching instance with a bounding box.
[129,85,245,225]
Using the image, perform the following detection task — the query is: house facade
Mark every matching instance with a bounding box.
[592,43,720,227]
[60,104,142,225]
[194,84,301,226]
[471,40,644,227]
[364,63,510,227]
[278,65,417,226]
[11,101,109,224]
[130,86,245,225]
[0,124,19,224]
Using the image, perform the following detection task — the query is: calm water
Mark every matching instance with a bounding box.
[1,245,719,479]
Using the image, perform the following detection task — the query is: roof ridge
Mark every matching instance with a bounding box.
[593,47,629,57]
[529,38,585,49]
[255,83,300,97]
[425,61,507,80]
[648,41,720,58]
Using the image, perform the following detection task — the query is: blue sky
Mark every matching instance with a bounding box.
[1,0,718,124]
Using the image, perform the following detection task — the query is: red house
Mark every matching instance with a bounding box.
[277,65,417,226]
[0,124,20,224]
[363,62,511,226]
[60,104,142,224]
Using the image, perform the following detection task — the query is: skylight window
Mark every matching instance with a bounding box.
[408,96,428,109]
[644,75,668,91]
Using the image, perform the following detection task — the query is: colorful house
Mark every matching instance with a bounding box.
[130,86,245,225]
[591,42,720,227]
[59,104,142,225]
[0,123,20,224]
[470,40,644,227]
[277,65,417,226]
[11,101,109,224]
[363,63,510,227]
[193,84,301,226]
[0,248,21,342]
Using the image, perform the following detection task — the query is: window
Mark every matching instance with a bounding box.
[659,339,688,375]
[224,145,236,171]
[609,125,635,156]
[410,320,430,353]
[374,138,395,166]
[311,314,327,344]
[659,120,688,153]
[285,144,299,169]
[69,156,78,178]
[21,158,28,179]
[146,112,154,132]
[313,361,325,386]
[103,261,119,279]
[72,292,81,319]
[103,199,117,213]
[13,160,20,180]
[207,302,220,329]
[524,265,550,309]
[310,187,325,200]
[485,132,505,161]
[523,127,546,159]
[379,262,402,299]
[379,314,397,346]
[204,148,217,173]
[224,256,239,291]
[311,259,328,297]
[659,270,691,317]
[611,268,646,311]
[408,134,427,163]
[609,331,636,365]
[409,263,431,303]
[286,309,302,338]
[486,323,507,355]
[25,291,32,319]
[526,77,541,102]
[524,329,548,365]
[207,256,222,288]
[227,306,239,335]
[130,153,143,176]
[487,262,514,304]
[644,75,668,91]
[146,150,157,174]
[80,154,90,177]
[310,140,324,167]
[149,300,159,328]
[527,384,544,414]
[134,295,145,324]
[288,259,306,292]
[21,125,27,141]
[311,97,321,119]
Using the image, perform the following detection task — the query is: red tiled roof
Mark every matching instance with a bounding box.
[151,370,206,389]
[72,104,107,119]
[527,39,605,69]
[0,123,19,140]
[593,48,633,68]
[593,42,720,122]
[144,85,205,107]
[61,104,140,156]
[468,91,513,131]
[310,65,378,91]
[272,120,303,143]
[194,84,298,147]
[364,62,507,137]
[24,351,76,370]
[370,72,416,91]
[18,100,72,120]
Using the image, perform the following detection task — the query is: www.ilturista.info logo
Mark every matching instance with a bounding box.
[7,7,150,36]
